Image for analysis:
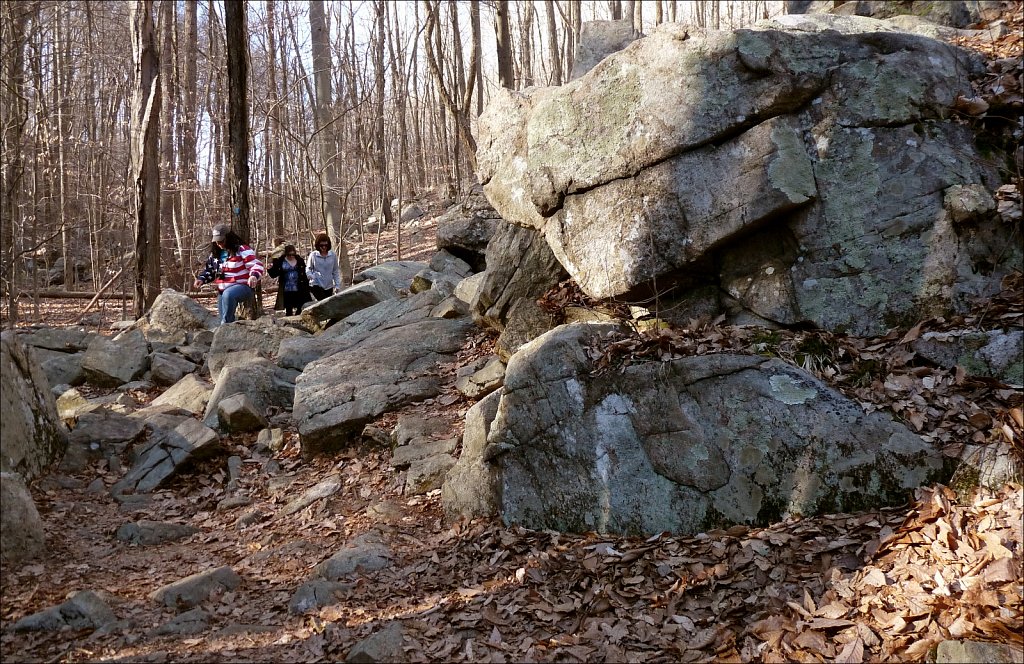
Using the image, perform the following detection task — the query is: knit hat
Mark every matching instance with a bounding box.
[211,224,230,241]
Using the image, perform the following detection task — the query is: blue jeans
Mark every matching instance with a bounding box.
[217,284,253,324]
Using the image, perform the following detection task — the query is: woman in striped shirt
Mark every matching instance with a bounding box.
[192,224,265,324]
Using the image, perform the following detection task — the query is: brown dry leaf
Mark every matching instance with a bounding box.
[835,637,864,663]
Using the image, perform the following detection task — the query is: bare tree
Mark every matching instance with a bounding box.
[1,1,32,326]
[225,0,250,242]
[494,0,514,89]
[129,0,162,317]
[309,0,352,282]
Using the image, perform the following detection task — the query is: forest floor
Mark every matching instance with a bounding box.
[3,10,1024,664]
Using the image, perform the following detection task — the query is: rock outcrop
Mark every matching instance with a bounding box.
[477,15,1019,336]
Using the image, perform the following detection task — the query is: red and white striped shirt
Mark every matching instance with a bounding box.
[199,245,265,291]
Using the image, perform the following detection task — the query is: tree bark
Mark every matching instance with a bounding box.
[494,0,514,89]
[1,1,32,327]
[129,0,162,318]
[225,0,250,242]
[545,0,562,85]
[309,0,352,283]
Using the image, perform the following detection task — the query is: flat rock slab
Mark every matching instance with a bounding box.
[288,579,355,615]
[295,316,473,456]
[301,279,400,331]
[112,418,220,495]
[279,289,446,372]
[20,327,96,352]
[405,454,457,496]
[936,640,1024,664]
[69,410,146,448]
[141,374,213,416]
[314,534,392,581]
[116,520,200,546]
[282,474,342,516]
[149,565,241,611]
[1,472,46,565]
[12,590,116,632]
[354,261,428,292]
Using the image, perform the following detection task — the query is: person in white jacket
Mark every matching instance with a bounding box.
[306,233,342,300]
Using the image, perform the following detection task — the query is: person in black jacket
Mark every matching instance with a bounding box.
[267,244,312,316]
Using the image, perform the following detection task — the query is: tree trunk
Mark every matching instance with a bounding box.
[159,0,181,284]
[179,0,198,283]
[309,0,352,283]
[494,0,514,89]
[545,0,562,85]
[129,0,162,318]
[1,2,32,327]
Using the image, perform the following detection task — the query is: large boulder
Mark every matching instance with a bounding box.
[477,15,1017,336]
[479,323,948,536]
[435,190,502,272]
[0,472,46,566]
[208,319,307,376]
[294,317,473,456]
[1,332,68,480]
[145,289,218,340]
[352,261,427,291]
[203,359,298,430]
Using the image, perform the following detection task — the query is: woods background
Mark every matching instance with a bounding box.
[0,0,781,325]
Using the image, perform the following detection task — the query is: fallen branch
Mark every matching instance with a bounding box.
[71,266,127,324]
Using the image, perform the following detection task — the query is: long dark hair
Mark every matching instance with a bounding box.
[210,231,245,256]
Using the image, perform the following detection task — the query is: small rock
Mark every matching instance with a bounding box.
[217,393,268,433]
[288,579,355,615]
[149,566,242,611]
[116,520,200,546]
[148,608,210,636]
[346,621,407,663]
[12,590,116,632]
[282,474,342,515]
[255,428,285,453]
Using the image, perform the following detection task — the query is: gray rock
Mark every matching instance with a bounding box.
[55,387,103,420]
[145,289,218,339]
[12,590,116,632]
[453,272,487,307]
[485,323,948,536]
[288,579,354,615]
[1,332,68,480]
[279,290,445,371]
[20,326,95,352]
[1,472,45,565]
[393,415,451,447]
[392,438,458,469]
[405,455,457,496]
[256,427,285,454]
[569,19,638,80]
[454,356,505,399]
[203,359,298,430]
[346,621,406,663]
[208,319,306,376]
[427,249,472,278]
[39,351,86,388]
[282,474,342,515]
[217,494,253,511]
[471,221,567,333]
[914,330,1023,385]
[82,329,150,387]
[150,352,198,386]
[443,390,503,520]
[149,566,242,611]
[436,215,498,273]
[217,393,269,433]
[295,317,472,455]
[301,279,400,332]
[69,410,146,449]
[429,296,470,319]
[410,269,460,297]
[495,297,561,361]
[477,16,1014,336]
[950,441,1023,503]
[116,520,200,545]
[112,418,220,495]
[935,639,1024,664]
[352,261,427,291]
[148,608,210,636]
[314,534,391,581]
[143,373,214,416]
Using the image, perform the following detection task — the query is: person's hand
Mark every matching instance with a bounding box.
[192,279,203,290]
[247,275,259,289]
